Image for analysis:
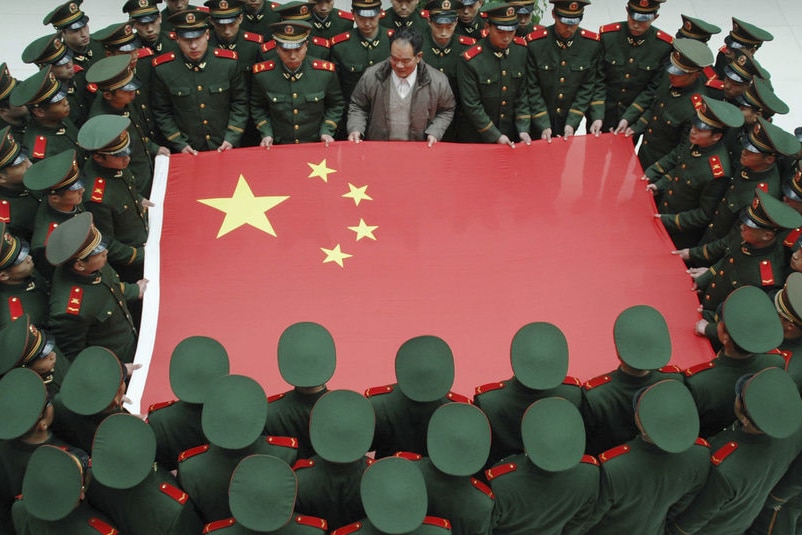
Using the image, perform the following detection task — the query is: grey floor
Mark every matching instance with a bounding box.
[1,0,799,133]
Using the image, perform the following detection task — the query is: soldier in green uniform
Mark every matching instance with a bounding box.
[474,322,582,467]
[750,451,802,534]
[646,96,743,249]
[510,0,537,37]
[581,305,684,456]
[668,368,802,534]
[684,286,787,438]
[456,3,531,144]
[487,397,600,534]
[455,0,484,40]
[21,33,93,128]
[11,66,80,164]
[151,7,249,153]
[45,212,142,362]
[0,223,50,329]
[675,14,720,44]
[242,0,282,39]
[260,3,337,63]
[125,0,179,55]
[0,64,30,146]
[712,18,773,80]
[417,403,494,535]
[310,0,354,40]
[728,77,789,166]
[599,0,673,134]
[207,0,266,74]
[177,374,299,523]
[87,414,206,533]
[771,273,802,391]
[147,335,230,470]
[331,457,452,535]
[715,49,766,105]
[42,0,105,71]
[588,380,711,534]
[0,314,69,395]
[160,0,197,32]
[632,38,712,169]
[203,454,329,534]
[265,322,336,460]
[366,335,471,458]
[295,389,375,530]
[0,127,37,242]
[251,21,344,147]
[380,0,429,35]
[12,444,118,534]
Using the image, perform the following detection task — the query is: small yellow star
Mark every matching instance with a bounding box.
[321,244,352,267]
[342,183,373,206]
[307,159,336,182]
[348,218,378,241]
[198,175,289,238]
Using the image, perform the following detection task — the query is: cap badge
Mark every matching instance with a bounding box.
[300,5,309,13]
[186,12,196,23]
[125,24,133,35]
[737,54,747,66]
[639,0,649,7]
[443,0,451,8]
[138,0,149,7]
[48,72,56,83]
[2,233,12,247]
[54,38,62,48]
[506,6,514,16]
[220,0,229,8]
[753,122,761,135]
[285,24,295,34]
[684,21,691,31]
[752,196,760,210]
[568,2,578,10]
[69,3,78,14]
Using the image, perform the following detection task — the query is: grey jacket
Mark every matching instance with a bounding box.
[347,59,456,141]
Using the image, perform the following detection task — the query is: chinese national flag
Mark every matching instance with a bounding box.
[128,136,713,411]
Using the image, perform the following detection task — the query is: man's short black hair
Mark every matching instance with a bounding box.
[391,26,423,56]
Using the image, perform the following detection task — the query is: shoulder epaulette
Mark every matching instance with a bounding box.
[581,454,600,466]
[719,44,727,54]
[7,297,23,322]
[293,458,315,470]
[599,444,630,463]
[583,374,612,390]
[709,155,725,178]
[703,65,717,80]
[365,384,394,397]
[243,32,263,44]
[599,23,621,34]
[312,60,336,72]
[458,35,476,46]
[168,31,177,40]
[420,9,429,18]
[331,521,363,535]
[463,44,483,61]
[197,5,210,11]
[485,462,517,480]
[159,482,189,504]
[203,518,236,533]
[66,286,83,315]
[147,399,178,414]
[32,135,47,160]
[266,435,299,449]
[90,177,106,202]
[513,36,527,46]
[73,64,85,73]
[563,376,582,387]
[684,361,715,377]
[152,52,176,67]
[213,48,238,60]
[137,47,154,59]
[783,228,802,248]
[658,364,682,374]
[366,457,376,466]
[655,30,673,44]
[759,259,775,286]
[706,77,724,90]
[336,10,354,21]
[447,391,473,404]
[470,477,494,499]
[690,93,703,110]
[757,182,769,193]
[331,32,351,45]
[293,515,328,531]
[475,381,505,395]
[261,40,277,53]
[394,451,422,461]
[86,82,98,93]
[526,27,548,41]
[253,60,276,73]
[267,391,286,402]
[695,437,711,448]
[580,29,599,41]
[88,517,118,534]
[423,517,451,530]
[0,200,8,223]
[45,221,59,244]
[711,441,738,466]
[311,36,331,48]
[178,444,210,462]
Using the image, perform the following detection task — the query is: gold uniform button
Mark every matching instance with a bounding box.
[624,73,630,79]
[293,93,298,98]
[501,70,507,75]
[205,134,211,140]
[628,57,634,63]
[558,93,563,99]
[501,86,507,91]
[197,85,203,91]
[200,103,206,109]
[501,100,507,106]
[559,77,565,83]
[500,113,505,119]
[294,125,299,130]
[556,107,562,113]
[560,60,566,66]
[293,109,298,115]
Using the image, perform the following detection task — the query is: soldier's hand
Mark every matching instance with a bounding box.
[157,146,171,156]
[672,248,690,261]
[496,135,514,147]
[136,278,149,299]
[687,267,706,280]
[694,319,709,336]
[426,135,438,147]
[321,134,334,147]
[624,127,635,137]
[180,145,198,156]
[125,363,143,378]
[588,120,603,137]
[142,199,156,208]
[639,174,650,181]
[260,136,274,149]
[563,125,574,139]
[613,119,628,135]
[218,141,233,152]
[646,184,658,195]
[518,132,532,146]
[348,131,363,143]
[541,128,553,143]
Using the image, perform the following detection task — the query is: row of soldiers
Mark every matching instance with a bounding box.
[3,283,802,533]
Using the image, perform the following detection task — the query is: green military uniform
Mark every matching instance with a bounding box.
[588,380,711,535]
[123,0,180,55]
[487,398,600,534]
[379,8,429,35]
[675,14,721,44]
[0,312,70,395]
[474,323,582,466]
[207,0,267,74]
[526,1,603,136]
[177,374,298,523]
[160,3,200,32]
[685,286,787,438]
[668,368,802,534]
[242,0,282,39]
[0,64,29,146]
[251,22,344,144]
[151,8,249,151]
[750,451,802,535]
[330,29,393,109]
[310,6,354,40]
[296,390,375,530]
[456,4,529,143]
[147,335,230,470]
[649,96,743,248]
[712,18,773,79]
[771,273,802,391]
[726,77,789,166]
[46,212,139,362]
[633,38,712,169]
[0,223,50,328]
[455,8,486,40]
[265,388,328,460]
[42,1,106,72]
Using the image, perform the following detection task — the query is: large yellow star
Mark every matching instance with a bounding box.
[348,218,378,241]
[342,183,373,206]
[198,175,289,238]
[321,244,352,267]
[307,159,336,182]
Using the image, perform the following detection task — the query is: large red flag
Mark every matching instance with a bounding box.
[128,135,712,412]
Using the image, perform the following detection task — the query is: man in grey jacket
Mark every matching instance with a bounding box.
[346,27,456,146]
